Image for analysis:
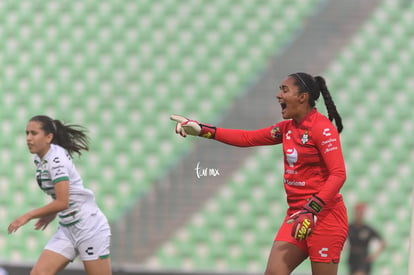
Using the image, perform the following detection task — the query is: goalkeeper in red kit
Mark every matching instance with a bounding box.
[171,72,347,275]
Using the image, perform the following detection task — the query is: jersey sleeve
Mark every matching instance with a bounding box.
[214,123,284,147]
[312,122,346,203]
[49,155,70,185]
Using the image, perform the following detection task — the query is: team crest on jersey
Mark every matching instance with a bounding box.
[270,126,282,139]
[301,131,309,144]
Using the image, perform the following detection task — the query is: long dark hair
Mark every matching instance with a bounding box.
[289,72,343,133]
[30,115,89,157]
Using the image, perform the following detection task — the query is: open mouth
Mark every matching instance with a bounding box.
[280,103,287,110]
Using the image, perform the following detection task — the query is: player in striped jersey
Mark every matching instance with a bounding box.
[8,115,112,275]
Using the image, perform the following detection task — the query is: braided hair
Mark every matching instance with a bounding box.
[289,72,343,133]
[29,115,90,157]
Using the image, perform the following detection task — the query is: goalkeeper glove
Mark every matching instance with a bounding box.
[170,114,216,139]
[286,195,325,241]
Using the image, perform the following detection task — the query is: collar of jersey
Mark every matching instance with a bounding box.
[293,108,317,127]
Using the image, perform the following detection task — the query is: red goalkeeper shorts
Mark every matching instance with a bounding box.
[274,196,348,263]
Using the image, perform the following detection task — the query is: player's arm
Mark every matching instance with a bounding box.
[367,239,386,262]
[8,180,69,234]
[313,124,346,203]
[170,114,282,146]
[28,158,71,220]
[30,180,70,218]
[367,228,386,262]
[214,127,282,147]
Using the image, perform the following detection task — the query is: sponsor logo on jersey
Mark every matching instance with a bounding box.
[286,148,298,167]
[324,146,338,154]
[321,138,337,146]
[284,179,306,186]
[55,169,65,176]
[85,247,94,255]
[321,136,338,154]
[285,169,298,175]
[322,128,331,136]
[318,247,328,257]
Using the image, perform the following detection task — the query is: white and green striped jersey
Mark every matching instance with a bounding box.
[34,144,97,226]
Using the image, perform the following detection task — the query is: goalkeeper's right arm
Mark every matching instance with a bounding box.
[170,114,281,147]
[170,114,216,139]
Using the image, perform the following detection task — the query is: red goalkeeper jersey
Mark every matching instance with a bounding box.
[215,108,346,210]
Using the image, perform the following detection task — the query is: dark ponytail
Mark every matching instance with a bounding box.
[290,72,343,133]
[314,76,343,133]
[30,115,89,157]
